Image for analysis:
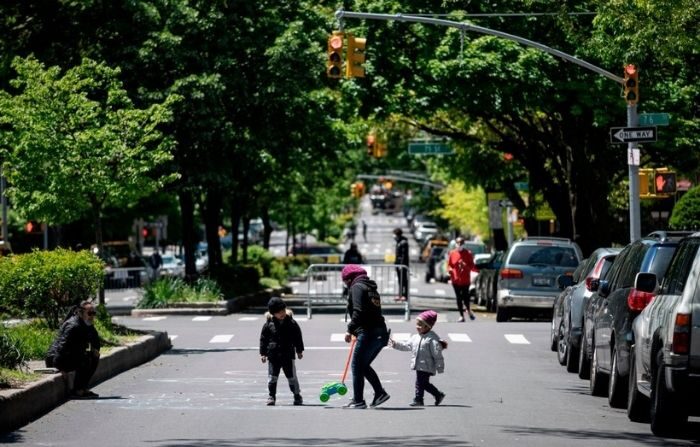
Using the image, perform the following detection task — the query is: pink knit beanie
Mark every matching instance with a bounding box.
[417,310,438,328]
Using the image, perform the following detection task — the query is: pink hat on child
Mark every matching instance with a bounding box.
[417,310,438,328]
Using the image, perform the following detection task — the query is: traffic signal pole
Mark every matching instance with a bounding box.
[627,104,641,241]
[335,10,644,242]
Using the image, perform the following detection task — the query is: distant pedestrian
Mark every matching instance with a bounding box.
[150,250,163,280]
[393,228,410,302]
[448,236,476,322]
[45,301,101,399]
[260,297,304,406]
[389,310,446,406]
[343,242,365,264]
[341,264,391,409]
[362,220,368,242]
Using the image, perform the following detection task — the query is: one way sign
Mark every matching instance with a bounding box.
[610,126,657,144]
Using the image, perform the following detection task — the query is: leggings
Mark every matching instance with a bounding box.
[453,284,471,316]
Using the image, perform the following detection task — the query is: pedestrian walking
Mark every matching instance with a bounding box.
[341,264,391,409]
[45,301,101,399]
[448,236,476,321]
[343,242,365,264]
[393,227,410,302]
[362,219,368,242]
[259,297,304,406]
[389,310,446,406]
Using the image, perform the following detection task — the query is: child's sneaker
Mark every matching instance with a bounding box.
[266,396,276,406]
[435,392,446,406]
[409,399,424,407]
[469,312,476,321]
[293,394,303,406]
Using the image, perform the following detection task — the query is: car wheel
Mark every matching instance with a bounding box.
[550,320,558,352]
[608,345,628,408]
[589,342,608,396]
[566,337,580,373]
[627,349,650,423]
[557,323,568,365]
[578,328,590,380]
[650,352,688,435]
[496,303,509,322]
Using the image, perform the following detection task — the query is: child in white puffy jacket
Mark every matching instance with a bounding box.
[389,310,447,406]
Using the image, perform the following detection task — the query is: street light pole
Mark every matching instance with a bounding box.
[627,104,641,241]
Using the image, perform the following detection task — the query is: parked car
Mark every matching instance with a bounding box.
[551,248,621,373]
[474,251,505,312]
[496,237,582,322]
[419,238,448,262]
[159,253,185,278]
[629,232,700,434]
[584,233,685,407]
[413,222,439,245]
[289,242,343,264]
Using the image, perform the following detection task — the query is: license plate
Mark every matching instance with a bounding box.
[532,277,552,286]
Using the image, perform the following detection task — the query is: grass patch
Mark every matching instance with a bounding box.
[137,277,223,308]
[0,368,41,389]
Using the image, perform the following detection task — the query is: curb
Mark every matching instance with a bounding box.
[0,330,171,434]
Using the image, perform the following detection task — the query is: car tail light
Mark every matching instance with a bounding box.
[627,288,655,312]
[672,313,691,355]
[500,268,523,279]
[585,277,595,291]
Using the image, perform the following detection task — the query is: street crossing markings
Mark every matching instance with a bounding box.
[192,316,212,322]
[143,316,167,321]
[238,317,258,321]
[392,332,411,342]
[410,288,419,294]
[169,335,178,341]
[434,289,446,296]
[209,334,234,343]
[330,333,345,342]
[448,333,472,342]
[504,334,530,344]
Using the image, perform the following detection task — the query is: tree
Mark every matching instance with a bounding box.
[0,56,176,282]
[670,187,700,230]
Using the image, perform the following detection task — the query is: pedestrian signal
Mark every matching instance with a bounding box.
[655,171,676,194]
[25,220,42,234]
[346,34,366,78]
[327,32,344,79]
[623,64,639,105]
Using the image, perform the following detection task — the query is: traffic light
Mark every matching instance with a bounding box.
[654,171,676,194]
[639,168,653,196]
[623,64,639,105]
[366,133,376,156]
[25,220,41,234]
[141,227,150,238]
[327,32,344,79]
[346,34,366,78]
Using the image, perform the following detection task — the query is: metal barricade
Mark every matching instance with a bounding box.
[304,264,410,320]
[103,267,149,290]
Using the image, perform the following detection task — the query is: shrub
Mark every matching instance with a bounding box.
[208,264,260,298]
[0,249,103,328]
[0,327,26,369]
[3,320,54,360]
[137,277,224,308]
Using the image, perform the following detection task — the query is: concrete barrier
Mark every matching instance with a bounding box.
[0,330,171,434]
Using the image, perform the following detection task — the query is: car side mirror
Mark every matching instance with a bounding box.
[557,274,575,290]
[635,272,658,294]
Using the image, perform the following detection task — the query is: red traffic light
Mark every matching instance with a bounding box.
[655,172,676,194]
[623,64,639,104]
[142,227,150,238]
[25,220,42,234]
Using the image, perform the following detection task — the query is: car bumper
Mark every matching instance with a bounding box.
[497,289,558,309]
[665,367,700,413]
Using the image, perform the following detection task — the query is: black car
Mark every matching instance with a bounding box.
[583,233,688,408]
[473,251,504,312]
[424,246,447,283]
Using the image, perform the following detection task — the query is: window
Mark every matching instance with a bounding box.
[661,239,700,295]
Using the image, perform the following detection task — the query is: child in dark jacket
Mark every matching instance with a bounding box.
[259,297,304,406]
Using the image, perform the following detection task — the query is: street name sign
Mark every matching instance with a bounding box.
[407,141,453,155]
[610,126,657,144]
[638,113,670,126]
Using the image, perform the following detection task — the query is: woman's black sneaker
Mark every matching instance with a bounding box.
[370,391,390,408]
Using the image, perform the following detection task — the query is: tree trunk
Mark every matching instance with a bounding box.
[178,189,198,282]
[203,189,223,269]
[262,207,273,249]
[230,202,242,265]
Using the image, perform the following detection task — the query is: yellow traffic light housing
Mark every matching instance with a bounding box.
[346,34,366,78]
[327,32,344,79]
[623,64,639,105]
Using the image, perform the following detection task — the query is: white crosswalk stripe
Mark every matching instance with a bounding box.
[330,333,346,342]
[192,316,212,322]
[143,316,167,321]
[448,333,471,342]
[504,334,530,344]
[434,289,446,296]
[209,334,234,343]
[238,317,258,321]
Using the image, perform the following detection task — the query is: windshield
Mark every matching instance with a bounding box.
[509,245,579,267]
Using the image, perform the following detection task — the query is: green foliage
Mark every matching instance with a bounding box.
[2,320,54,361]
[0,326,26,369]
[260,277,281,289]
[137,277,224,308]
[0,249,103,328]
[238,245,287,281]
[437,180,490,240]
[670,187,700,230]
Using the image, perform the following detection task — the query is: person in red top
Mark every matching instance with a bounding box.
[447,237,476,322]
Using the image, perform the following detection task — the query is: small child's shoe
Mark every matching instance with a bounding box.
[457,316,465,322]
[409,399,424,407]
[266,396,276,406]
[293,394,303,406]
[469,313,476,321]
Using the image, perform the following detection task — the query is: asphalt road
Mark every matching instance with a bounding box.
[4,313,699,446]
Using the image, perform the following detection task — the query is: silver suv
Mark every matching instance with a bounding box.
[629,232,700,435]
[496,237,582,322]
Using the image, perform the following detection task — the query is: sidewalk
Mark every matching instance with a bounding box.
[0,330,171,434]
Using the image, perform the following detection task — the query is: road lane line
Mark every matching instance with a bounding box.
[209,335,234,343]
[238,317,258,321]
[143,316,167,321]
[330,333,345,342]
[504,334,530,344]
[192,316,212,322]
[448,333,472,342]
